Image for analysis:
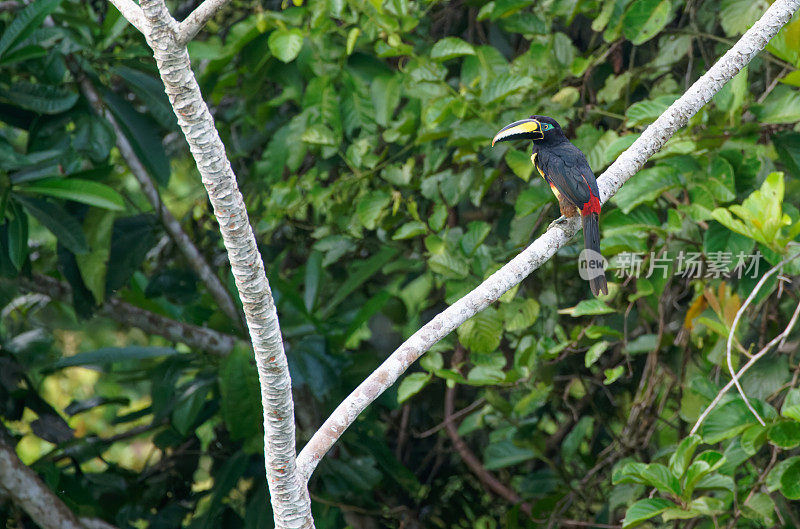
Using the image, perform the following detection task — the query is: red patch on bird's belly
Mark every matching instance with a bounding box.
[582,192,602,215]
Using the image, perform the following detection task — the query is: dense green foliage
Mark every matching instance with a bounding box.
[1,0,800,527]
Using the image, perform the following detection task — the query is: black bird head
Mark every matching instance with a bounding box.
[492,115,564,146]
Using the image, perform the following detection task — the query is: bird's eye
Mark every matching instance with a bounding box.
[542,123,551,131]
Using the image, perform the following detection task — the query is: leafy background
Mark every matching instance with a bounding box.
[1,0,800,527]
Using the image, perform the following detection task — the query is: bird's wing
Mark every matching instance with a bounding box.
[538,144,597,208]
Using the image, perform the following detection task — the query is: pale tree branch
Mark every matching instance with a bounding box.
[16,273,236,356]
[106,0,147,34]
[121,0,311,526]
[175,0,230,46]
[691,297,800,436]
[295,0,800,481]
[0,428,121,529]
[691,248,800,435]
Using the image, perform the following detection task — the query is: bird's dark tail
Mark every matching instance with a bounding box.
[581,212,608,296]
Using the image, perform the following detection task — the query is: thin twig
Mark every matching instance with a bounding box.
[725,247,800,426]
[175,0,230,45]
[413,398,486,438]
[692,295,800,435]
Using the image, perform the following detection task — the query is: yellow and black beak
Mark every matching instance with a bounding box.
[491,118,544,146]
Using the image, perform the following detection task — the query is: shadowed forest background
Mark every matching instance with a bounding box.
[2,0,800,527]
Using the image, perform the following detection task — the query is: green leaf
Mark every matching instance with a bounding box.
[700,400,761,444]
[112,65,174,130]
[584,341,609,368]
[563,298,615,317]
[480,73,532,105]
[483,440,536,470]
[458,307,502,354]
[303,251,322,312]
[356,190,391,230]
[740,423,767,455]
[622,498,675,528]
[102,89,171,186]
[669,434,701,478]
[75,208,114,304]
[14,195,89,255]
[712,172,790,250]
[397,372,431,403]
[562,417,594,460]
[639,463,681,496]
[301,124,337,145]
[220,346,262,449]
[779,458,800,500]
[319,247,397,316]
[460,221,491,255]
[0,81,78,114]
[622,0,672,45]
[694,473,735,493]
[753,86,800,124]
[105,214,158,293]
[515,185,551,217]
[268,28,304,63]
[742,492,776,526]
[73,116,115,163]
[346,27,360,55]
[768,421,800,449]
[626,95,678,127]
[502,298,540,332]
[603,365,625,384]
[429,251,469,278]
[714,68,748,115]
[625,334,658,354]
[781,387,800,422]
[0,44,46,66]
[505,149,534,182]
[371,75,401,127]
[52,346,178,368]
[172,379,211,436]
[429,203,448,231]
[0,0,62,59]
[6,202,28,271]
[18,178,125,211]
[773,131,800,178]
[703,221,754,260]
[612,461,648,485]
[612,166,679,213]
[393,221,427,240]
[430,37,475,61]
[719,0,769,36]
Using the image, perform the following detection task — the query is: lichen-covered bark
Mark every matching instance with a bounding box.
[295,0,800,480]
[133,1,312,527]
